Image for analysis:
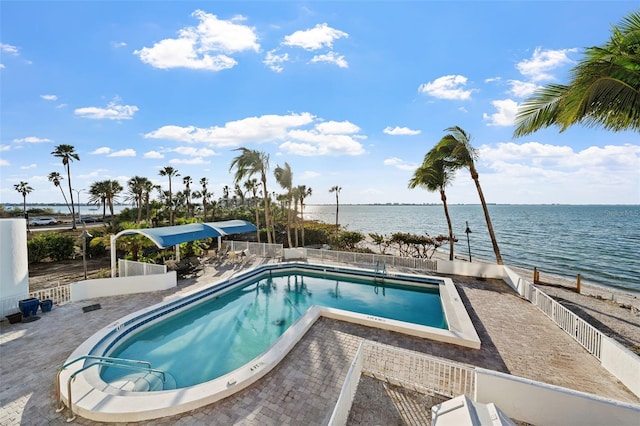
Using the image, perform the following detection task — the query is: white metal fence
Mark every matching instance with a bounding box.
[30,283,72,306]
[222,241,284,259]
[528,284,603,359]
[118,259,167,277]
[306,248,438,272]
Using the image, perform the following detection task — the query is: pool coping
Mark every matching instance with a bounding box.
[58,262,480,422]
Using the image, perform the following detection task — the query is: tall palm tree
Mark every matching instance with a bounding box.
[51,144,79,229]
[329,185,341,238]
[427,126,503,264]
[14,181,33,220]
[230,148,274,243]
[183,176,192,218]
[514,11,640,136]
[274,162,294,247]
[127,176,147,224]
[200,177,210,222]
[159,166,179,226]
[244,178,261,242]
[48,171,72,215]
[89,180,122,226]
[142,179,155,222]
[88,180,108,220]
[409,159,456,260]
[297,185,312,246]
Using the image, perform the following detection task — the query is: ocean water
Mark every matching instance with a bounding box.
[304,204,640,295]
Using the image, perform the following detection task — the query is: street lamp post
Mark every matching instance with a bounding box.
[465,221,472,262]
[73,188,84,220]
[80,224,93,280]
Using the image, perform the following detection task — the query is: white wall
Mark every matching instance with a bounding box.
[601,337,640,398]
[71,271,177,302]
[437,259,504,279]
[475,368,640,426]
[0,219,29,318]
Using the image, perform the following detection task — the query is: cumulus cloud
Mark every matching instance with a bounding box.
[134,10,259,71]
[281,120,366,156]
[0,159,9,166]
[144,151,164,159]
[107,149,136,157]
[507,80,539,98]
[169,157,210,165]
[283,23,348,50]
[310,51,348,68]
[263,50,289,72]
[316,120,360,134]
[419,75,474,100]
[383,157,418,171]
[0,144,11,152]
[40,94,58,101]
[13,136,52,143]
[516,47,576,82]
[20,163,37,170]
[482,99,519,127]
[75,98,138,120]
[171,146,216,157]
[0,43,19,55]
[90,147,112,155]
[383,126,421,136]
[145,112,315,146]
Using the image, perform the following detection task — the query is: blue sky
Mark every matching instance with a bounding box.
[1,1,638,206]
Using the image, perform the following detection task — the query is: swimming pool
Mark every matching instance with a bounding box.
[60,262,480,422]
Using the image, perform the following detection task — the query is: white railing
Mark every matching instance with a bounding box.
[306,248,437,272]
[222,241,284,259]
[361,342,476,398]
[30,283,72,306]
[528,284,602,359]
[118,259,167,277]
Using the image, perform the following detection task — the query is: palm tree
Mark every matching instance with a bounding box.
[244,178,261,242]
[89,180,122,226]
[427,126,503,264]
[159,166,179,225]
[127,176,147,224]
[274,162,294,248]
[230,148,274,243]
[14,181,33,220]
[409,159,456,260]
[199,177,210,222]
[329,185,341,238]
[88,180,109,220]
[48,171,72,215]
[142,179,154,222]
[513,11,640,137]
[51,144,79,229]
[297,185,312,246]
[183,176,192,218]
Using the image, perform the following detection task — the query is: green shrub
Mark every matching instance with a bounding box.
[27,233,75,262]
[27,236,48,263]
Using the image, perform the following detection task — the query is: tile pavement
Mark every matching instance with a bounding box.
[1,259,638,425]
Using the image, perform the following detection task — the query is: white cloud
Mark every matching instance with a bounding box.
[134,10,259,71]
[508,80,539,98]
[282,127,365,156]
[13,136,52,143]
[169,157,210,165]
[90,147,112,155]
[482,99,519,127]
[0,43,19,55]
[263,50,289,72]
[56,103,67,109]
[0,64,5,69]
[316,120,360,134]
[107,149,136,157]
[283,23,348,50]
[384,157,418,171]
[40,94,58,101]
[112,41,127,48]
[300,170,320,179]
[383,126,421,136]
[75,99,138,120]
[171,146,216,157]
[144,151,164,159]
[20,163,37,170]
[0,159,9,166]
[419,75,473,100]
[0,144,11,151]
[310,51,348,68]
[145,112,315,146]
[516,47,576,82]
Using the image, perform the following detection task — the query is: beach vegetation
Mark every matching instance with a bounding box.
[514,11,640,136]
[159,166,180,226]
[27,232,75,263]
[51,144,80,230]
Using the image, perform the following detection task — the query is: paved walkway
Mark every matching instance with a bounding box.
[1,259,638,425]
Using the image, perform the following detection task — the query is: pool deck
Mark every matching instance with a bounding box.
[1,257,638,425]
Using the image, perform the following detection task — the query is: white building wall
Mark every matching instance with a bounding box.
[0,219,29,318]
[71,271,177,302]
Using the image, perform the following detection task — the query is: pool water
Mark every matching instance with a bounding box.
[103,271,445,389]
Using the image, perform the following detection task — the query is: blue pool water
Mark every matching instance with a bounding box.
[103,271,445,389]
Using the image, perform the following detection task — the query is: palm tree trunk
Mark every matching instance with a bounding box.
[254,204,261,243]
[66,166,77,229]
[471,169,503,264]
[301,201,306,246]
[136,194,143,224]
[441,189,454,261]
[261,176,272,244]
[286,198,293,248]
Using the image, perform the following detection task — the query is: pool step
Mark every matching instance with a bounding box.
[108,371,177,392]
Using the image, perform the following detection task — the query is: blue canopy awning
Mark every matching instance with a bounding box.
[115,220,257,248]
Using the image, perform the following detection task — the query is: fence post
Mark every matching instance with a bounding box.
[576,273,581,294]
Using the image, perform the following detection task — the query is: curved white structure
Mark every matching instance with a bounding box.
[0,219,29,318]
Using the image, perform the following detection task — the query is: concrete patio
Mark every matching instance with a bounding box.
[1,257,638,425]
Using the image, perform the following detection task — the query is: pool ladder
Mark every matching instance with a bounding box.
[374,260,387,282]
[56,355,167,422]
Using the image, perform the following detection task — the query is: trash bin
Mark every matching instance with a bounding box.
[18,298,40,318]
[40,299,53,313]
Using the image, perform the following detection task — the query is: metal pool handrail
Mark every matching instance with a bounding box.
[56,355,166,422]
